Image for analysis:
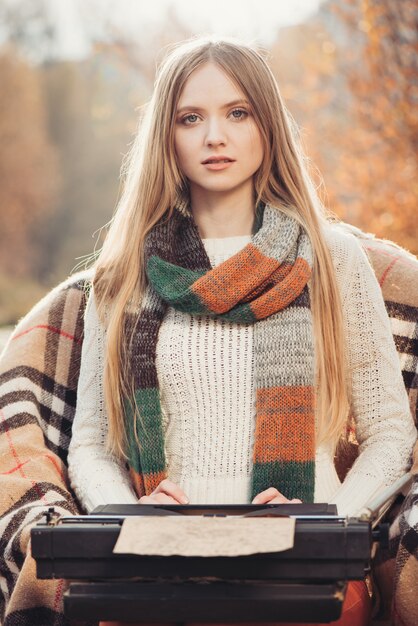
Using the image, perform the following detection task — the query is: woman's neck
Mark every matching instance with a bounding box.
[190,191,255,239]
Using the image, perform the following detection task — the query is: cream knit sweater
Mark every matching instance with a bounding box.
[68,225,416,515]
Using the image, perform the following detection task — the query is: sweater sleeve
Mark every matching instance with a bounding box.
[67,290,138,512]
[328,232,417,516]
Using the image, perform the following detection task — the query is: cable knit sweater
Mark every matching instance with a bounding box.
[67,224,417,515]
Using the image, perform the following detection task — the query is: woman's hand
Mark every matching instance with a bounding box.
[251,487,302,505]
[138,478,189,504]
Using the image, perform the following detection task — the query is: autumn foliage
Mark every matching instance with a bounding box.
[333,0,417,252]
[0,50,59,277]
[270,0,417,253]
[0,0,416,324]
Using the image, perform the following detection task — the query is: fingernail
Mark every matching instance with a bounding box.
[252,498,259,504]
[181,497,189,504]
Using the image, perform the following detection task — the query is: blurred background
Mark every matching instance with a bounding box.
[0,0,417,342]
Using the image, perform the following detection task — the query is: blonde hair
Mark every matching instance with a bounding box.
[93,35,349,458]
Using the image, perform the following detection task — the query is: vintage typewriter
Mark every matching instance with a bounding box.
[31,476,408,626]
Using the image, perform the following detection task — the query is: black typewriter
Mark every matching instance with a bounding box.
[31,500,392,623]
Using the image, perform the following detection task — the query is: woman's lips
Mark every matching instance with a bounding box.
[202,161,235,171]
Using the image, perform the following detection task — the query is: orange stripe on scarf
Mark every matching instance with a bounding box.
[250,257,311,319]
[130,468,167,498]
[193,244,280,313]
[253,386,315,463]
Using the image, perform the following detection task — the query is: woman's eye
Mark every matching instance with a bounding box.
[230,108,248,120]
[182,114,199,125]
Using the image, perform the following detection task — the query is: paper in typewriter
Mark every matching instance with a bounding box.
[113,517,295,556]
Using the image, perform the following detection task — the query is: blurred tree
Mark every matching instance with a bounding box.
[0,1,193,295]
[335,0,418,253]
[35,8,194,283]
[0,48,60,324]
[36,49,149,283]
[270,0,417,254]
[91,4,194,84]
[0,0,57,63]
[0,49,59,277]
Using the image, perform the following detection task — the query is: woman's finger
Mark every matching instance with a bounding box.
[152,478,189,504]
[152,492,182,504]
[251,487,282,504]
[268,495,303,504]
[251,488,303,505]
[139,493,180,504]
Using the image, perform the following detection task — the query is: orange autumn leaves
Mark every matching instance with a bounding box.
[270,0,417,255]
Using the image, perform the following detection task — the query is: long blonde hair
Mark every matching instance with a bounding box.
[93,35,349,458]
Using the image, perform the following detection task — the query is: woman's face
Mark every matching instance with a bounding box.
[174,62,264,203]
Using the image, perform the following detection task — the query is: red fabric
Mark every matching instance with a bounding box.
[267,581,372,626]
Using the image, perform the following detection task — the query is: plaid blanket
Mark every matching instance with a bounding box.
[0,274,89,626]
[0,231,417,626]
[351,230,418,626]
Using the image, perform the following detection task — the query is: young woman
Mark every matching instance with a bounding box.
[67,35,416,626]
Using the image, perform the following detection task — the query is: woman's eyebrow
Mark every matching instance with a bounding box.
[176,99,250,114]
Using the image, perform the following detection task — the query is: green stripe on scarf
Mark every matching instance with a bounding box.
[125,388,166,474]
[251,461,316,502]
[147,257,206,314]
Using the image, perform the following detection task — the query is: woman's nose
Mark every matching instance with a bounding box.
[205,118,227,146]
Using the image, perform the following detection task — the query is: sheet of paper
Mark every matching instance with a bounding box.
[113,516,295,557]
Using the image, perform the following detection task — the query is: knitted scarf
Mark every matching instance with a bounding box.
[125,203,316,502]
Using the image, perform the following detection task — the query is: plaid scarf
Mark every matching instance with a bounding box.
[125,203,316,502]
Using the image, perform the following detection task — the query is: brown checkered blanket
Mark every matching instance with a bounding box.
[0,231,417,626]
